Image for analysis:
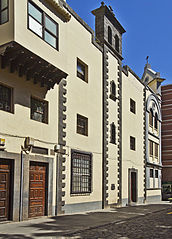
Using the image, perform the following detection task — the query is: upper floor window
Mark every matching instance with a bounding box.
[130,136,136,151]
[150,169,153,178]
[110,122,116,144]
[110,81,116,101]
[0,83,13,113]
[31,96,48,124]
[149,109,153,127]
[115,34,119,52]
[108,26,112,45]
[155,143,158,158]
[0,0,9,25]
[149,140,153,157]
[155,170,158,178]
[77,114,88,136]
[77,58,88,82]
[154,113,158,130]
[71,151,92,194]
[28,1,58,49]
[130,98,136,114]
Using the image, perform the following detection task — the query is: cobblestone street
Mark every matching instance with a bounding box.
[0,204,171,238]
[67,207,172,239]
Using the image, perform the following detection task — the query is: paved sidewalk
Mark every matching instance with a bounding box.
[0,203,171,239]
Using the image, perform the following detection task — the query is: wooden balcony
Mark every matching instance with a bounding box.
[0,41,68,89]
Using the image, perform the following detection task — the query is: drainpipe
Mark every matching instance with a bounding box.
[55,152,60,215]
[19,150,24,221]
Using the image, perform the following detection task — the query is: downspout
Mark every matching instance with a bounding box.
[19,150,24,221]
[102,47,105,209]
[55,152,60,215]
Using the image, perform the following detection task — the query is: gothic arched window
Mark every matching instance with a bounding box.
[108,26,112,45]
[115,34,119,52]
[110,122,116,144]
[149,109,153,127]
[154,113,158,130]
[110,81,116,101]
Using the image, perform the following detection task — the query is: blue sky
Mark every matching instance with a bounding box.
[67,0,172,85]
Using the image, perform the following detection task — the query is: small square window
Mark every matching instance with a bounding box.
[77,114,88,136]
[130,98,136,114]
[155,170,158,178]
[77,58,88,82]
[130,136,135,151]
[0,83,13,113]
[31,97,48,124]
[150,169,153,178]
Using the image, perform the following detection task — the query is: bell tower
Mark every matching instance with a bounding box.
[92,2,126,60]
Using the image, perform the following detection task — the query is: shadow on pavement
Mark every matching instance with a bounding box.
[0,235,33,239]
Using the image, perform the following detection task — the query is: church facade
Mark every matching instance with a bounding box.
[0,0,164,222]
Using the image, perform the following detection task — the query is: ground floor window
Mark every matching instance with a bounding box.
[71,150,92,194]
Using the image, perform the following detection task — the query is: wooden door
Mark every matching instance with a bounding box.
[29,162,47,218]
[0,160,11,221]
[131,172,137,202]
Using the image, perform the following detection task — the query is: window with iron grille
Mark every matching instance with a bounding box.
[77,58,88,82]
[155,143,158,158]
[31,97,48,124]
[28,1,59,49]
[130,136,136,151]
[0,0,9,25]
[0,83,13,113]
[149,140,153,156]
[77,114,88,136]
[71,151,92,194]
[130,98,136,114]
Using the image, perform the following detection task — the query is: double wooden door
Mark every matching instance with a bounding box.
[29,162,47,218]
[0,160,12,221]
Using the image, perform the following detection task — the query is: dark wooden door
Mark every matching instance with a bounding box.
[131,172,137,202]
[29,162,47,218]
[0,160,11,221]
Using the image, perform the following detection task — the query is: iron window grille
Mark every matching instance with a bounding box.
[77,58,88,82]
[77,114,88,136]
[130,136,136,151]
[130,98,136,114]
[0,83,13,113]
[0,0,9,25]
[31,97,48,124]
[28,1,59,50]
[71,151,92,194]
